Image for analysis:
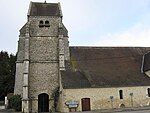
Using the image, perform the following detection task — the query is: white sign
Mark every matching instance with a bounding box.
[65,101,79,108]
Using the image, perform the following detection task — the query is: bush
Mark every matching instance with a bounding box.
[8,95,21,111]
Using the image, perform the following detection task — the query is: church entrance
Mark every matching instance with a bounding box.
[81,98,91,111]
[38,93,49,112]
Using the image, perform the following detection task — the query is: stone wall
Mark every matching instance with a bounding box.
[29,37,58,61]
[64,36,70,61]
[15,4,69,111]
[29,17,60,37]
[27,16,62,112]
[29,63,59,97]
[14,36,26,95]
[17,38,25,61]
[59,86,150,112]
[14,63,24,95]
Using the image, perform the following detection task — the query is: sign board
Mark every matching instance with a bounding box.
[65,101,79,108]
[69,104,78,108]
[65,101,79,105]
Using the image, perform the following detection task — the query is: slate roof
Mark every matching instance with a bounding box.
[61,47,150,89]
[61,70,91,89]
[143,52,150,72]
[28,2,61,16]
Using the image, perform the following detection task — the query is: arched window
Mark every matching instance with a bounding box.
[119,90,123,99]
[148,88,150,97]
[39,21,44,27]
[119,103,125,108]
[45,21,50,27]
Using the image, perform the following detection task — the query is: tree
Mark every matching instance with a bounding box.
[0,51,16,100]
[8,95,21,111]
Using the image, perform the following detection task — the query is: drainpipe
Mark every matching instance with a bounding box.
[130,93,133,107]
[110,96,114,109]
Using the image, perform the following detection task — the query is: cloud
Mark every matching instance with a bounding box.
[61,0,150,47]
[97,22,150,47]
[1,0,150,53]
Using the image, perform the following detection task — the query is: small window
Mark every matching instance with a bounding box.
[119,90,123,99]
[45,21,50,27]
[148,88,150,97]
[39,21,44,27]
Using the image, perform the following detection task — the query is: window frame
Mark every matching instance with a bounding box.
[148,88,150,97]
[119,90,123,99]
[39,20,44,27]
[45,20,50,27]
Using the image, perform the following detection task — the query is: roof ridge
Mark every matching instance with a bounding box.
[31,1,59,4]
[70,46,150,49]
[28,2,61,16]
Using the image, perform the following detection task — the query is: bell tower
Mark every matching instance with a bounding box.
[14,1,69,113]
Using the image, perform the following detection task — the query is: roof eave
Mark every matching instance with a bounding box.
[58,2,63,17]
[27,1,32,16]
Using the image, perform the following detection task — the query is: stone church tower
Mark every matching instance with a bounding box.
[14,1,69,113]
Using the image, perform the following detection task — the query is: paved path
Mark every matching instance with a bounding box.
[117,110,150,113]
[0,107,150,113]
[70,106,150,113]
[0,112,20,113]
[71,109,150,113]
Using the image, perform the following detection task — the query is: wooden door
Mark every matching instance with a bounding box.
[81,98,91,111]
[38,93,49,112]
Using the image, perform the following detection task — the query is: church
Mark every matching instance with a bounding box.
[14,1,150,113]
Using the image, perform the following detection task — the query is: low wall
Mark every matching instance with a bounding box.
[0,105,5,109]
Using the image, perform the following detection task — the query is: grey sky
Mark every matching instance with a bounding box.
[1,0,150,54]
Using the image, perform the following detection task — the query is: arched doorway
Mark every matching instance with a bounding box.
[81,98,91,111]
[38,93,49,112]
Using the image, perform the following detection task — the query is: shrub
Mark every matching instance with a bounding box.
[8,95,21,111]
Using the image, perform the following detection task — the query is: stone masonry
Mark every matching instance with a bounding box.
[58,86,150,112]
[14,2,69,113]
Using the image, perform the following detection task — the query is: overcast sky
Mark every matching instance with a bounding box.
[1,0,150,54]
